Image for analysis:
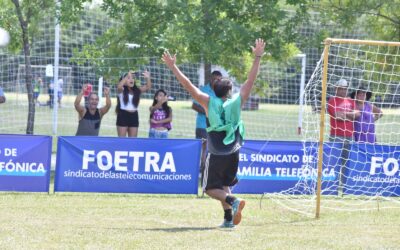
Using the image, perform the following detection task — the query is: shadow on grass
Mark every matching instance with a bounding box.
[144,227,217,232]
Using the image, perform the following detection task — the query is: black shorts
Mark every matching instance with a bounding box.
[116,110,139,127]
[202,151,239,191]
[196,128,207,140]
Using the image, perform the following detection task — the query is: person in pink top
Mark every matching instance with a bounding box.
[148,89,172,138]
[327,79,361,190]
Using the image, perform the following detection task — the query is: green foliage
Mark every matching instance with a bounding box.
[310,1,400,99]
[0,0,20,52]
[312,0,400,41]
[342,45,400,96]
[0,0,92,54]
[59,0,86,23]
[0,0,91,134]
[227,42,301,98]
[78,0,310,86]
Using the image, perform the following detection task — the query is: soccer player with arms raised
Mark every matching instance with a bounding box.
[162,38,265,228]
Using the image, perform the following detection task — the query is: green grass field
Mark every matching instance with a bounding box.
[1,188,399,249]
[1,93,400,249]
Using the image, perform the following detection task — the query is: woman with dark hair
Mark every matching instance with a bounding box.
[116,70,152,137]
[351,85,383,143]
[148,89,173,138]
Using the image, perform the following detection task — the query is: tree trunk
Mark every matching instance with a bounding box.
[12,0,35,134]
[204,63,212,85]
[201,1,212,86]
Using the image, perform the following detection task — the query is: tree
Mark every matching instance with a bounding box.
[310,0,400,41]
[79,0,308,87]
[0,0,88,134]
[11,0,55,134]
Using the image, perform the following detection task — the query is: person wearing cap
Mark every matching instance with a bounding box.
[351,85,383,143]
[327,79,360,188]
[328,79,361,141]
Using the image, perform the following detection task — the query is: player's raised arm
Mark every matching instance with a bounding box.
[162,51,209,112]
[240,38,266,105]
[74,84,87,118]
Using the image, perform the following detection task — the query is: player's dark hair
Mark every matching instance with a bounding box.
[213,78,232,98]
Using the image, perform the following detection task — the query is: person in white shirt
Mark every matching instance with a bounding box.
[116,70,152,137]
[57,78,64,107]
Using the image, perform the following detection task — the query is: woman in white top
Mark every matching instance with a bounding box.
[116,70,152,137]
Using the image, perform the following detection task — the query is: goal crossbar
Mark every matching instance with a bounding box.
[325,38,400,47]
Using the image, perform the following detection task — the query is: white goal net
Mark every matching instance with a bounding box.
[268,39,400,217]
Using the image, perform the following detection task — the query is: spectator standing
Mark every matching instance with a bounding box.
[33,76,43,106]
[351,85,383,143]
[57,79,63,107]
[327,79,360,190]
[149,89,173,139]
[116,70,152,137]
[45,64,53,107]
[192,71,222,182]
[48,79,54,108]
[328,79,361,141]
[75,84,111,136]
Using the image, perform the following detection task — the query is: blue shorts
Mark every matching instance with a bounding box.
[148,128,169,139]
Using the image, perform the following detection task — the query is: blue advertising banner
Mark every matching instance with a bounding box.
[345,143,400,196]
[0,134,52,192]
[234,141,342,194]
[54,137,201,194]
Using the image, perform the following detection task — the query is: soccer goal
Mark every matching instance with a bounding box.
[268,38,400,218]
[15,64,73,103]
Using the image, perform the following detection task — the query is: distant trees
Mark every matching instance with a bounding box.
[311,0,400,41]
[79,0,309,85]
